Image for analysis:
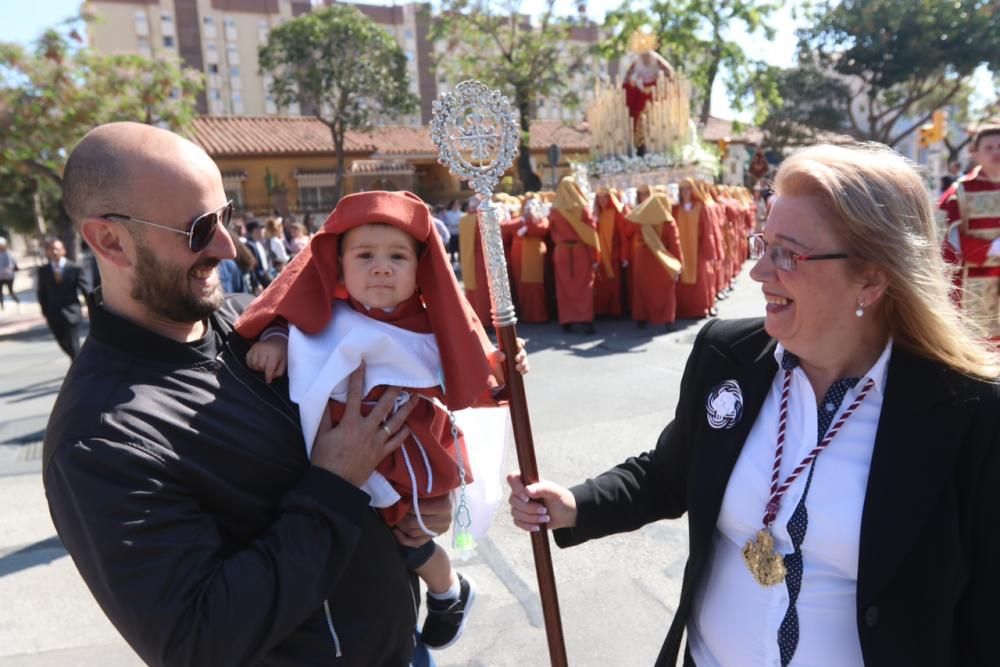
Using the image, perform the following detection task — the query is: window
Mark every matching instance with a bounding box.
[134,10,150,37]
[163,36,175,48]
[257,19,270,43]
[207,63,219,74]
[202,16,217,39]
[288,102,300,116]
[160,12,175,37]
[299,186,338,213]
[210,88,222,101]
[224,16,238,42]
[224,185,244,211]
[205,41,219,64]
[137,36,152,57]
[226,44,240,66]
[230,74,243,91]
[232,92,244,114]
[229,66,241,78]
[404,29,414,40]
[264,94,277,114]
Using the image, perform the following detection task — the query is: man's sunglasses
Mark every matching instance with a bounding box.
[103,201,233,253]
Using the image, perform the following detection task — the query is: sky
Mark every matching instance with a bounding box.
[1,0,991,121]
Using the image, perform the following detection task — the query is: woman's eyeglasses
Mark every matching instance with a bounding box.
[103,201,233,253]
[748,233,849,272]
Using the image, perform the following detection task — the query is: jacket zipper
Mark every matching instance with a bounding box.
[323,599,343,657]
[217,342,301,432]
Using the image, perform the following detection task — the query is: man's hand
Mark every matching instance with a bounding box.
[394,495,453,547]
[310,364,417,487]
[246,337,288,383]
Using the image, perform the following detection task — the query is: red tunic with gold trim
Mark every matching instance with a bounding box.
[939,165,1000,340]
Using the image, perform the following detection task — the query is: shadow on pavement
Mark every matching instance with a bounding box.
[0,536,66,578]
[0,377,64,403]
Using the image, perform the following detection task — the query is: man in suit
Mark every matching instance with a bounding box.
[37,238,91,359]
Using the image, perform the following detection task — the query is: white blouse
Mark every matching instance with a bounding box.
[688,341,893,667]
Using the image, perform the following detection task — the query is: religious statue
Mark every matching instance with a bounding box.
[622,31,675,155]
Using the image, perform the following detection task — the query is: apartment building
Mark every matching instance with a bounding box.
[87,0,605,123]
[87,0,314,115]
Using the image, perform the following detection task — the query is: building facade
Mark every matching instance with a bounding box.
[189,115,591,216]
[86,0,606,123]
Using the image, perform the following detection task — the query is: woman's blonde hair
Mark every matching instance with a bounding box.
[264,217,283,238]
[775,142,999,379]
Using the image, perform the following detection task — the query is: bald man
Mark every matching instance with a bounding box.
[43,122,448,665]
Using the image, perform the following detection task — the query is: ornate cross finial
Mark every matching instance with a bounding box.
[431,80,518,198]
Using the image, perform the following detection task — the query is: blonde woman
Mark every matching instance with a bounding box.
[510,143,999,666]
[264,217,289,274]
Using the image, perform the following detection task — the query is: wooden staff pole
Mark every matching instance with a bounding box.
[476,201,568,667]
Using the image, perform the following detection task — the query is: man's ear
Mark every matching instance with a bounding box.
[81,217,133,268]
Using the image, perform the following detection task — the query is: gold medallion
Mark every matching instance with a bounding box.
[742,528,787,586]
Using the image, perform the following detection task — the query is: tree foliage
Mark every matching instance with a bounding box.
[0,26,202,240]
[752,64,851,152]
[598,0,779,126]
[259,5,418,201]
[429,0,588,192]
[798,0,1000,147]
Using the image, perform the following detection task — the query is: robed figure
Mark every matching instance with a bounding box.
[625,192,683,327]
[939,127,1000,341]
[593,187,631,317]
[550,177,600,333]
[510,195,551,323]
[674,178,718,319]
[622,39,675,154]
[459,197,492,329]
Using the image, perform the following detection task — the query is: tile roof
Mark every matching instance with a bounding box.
[702,115,764,145]
[189,116,592,158]
[189,116,376,157]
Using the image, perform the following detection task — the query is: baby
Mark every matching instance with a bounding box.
[236,191,523,650]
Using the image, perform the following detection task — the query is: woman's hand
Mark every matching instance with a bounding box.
[507,472,577,532]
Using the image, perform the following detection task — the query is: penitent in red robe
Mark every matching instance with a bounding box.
[510,214,551,323]
[593,200,631,317]
[673,201,718,319]
[459,212,492,328]
[549,208,598,325]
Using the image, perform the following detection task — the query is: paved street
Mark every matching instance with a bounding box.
[0,264,764,667]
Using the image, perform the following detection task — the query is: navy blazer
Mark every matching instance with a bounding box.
[556,317,1000,666]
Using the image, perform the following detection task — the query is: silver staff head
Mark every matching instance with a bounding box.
[430,80,518,199]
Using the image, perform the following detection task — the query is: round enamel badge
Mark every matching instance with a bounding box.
[706,379,743,430]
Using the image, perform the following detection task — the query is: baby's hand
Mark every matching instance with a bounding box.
[246,337,288,383]
[490,337,529,385]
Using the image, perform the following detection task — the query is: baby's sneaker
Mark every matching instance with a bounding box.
[421,573,477,650]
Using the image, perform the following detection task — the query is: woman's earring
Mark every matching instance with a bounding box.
[855,297,865,318]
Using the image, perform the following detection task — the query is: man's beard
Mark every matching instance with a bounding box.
[131,240,223,324]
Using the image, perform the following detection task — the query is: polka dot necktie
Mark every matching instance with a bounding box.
[777,353,859,666]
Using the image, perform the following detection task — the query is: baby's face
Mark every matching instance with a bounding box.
[340,223,419,310]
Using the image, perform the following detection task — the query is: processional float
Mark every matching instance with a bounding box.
[431,80,568,667]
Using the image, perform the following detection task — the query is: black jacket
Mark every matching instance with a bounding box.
[556,318,1000,666]
[43,293,419,666]
[37,260,89,324]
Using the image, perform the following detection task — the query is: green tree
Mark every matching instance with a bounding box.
[0,26,202,245]
[429,0,588,192]
[798,0,1000,147]
[751,64,851,152]
[599,0,779,126]
[259,5,418,202]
